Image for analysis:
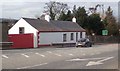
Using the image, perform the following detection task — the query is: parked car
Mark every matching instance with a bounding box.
[76,38,92,47]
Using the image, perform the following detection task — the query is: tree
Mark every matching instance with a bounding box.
[104,6,119,35]
[44,1,69,20]
[106,23,119,35]
[58,10,72,21]
[58,5,105,35]
[58,11,67,21]
[75,7,88,28]
[88,14,104,35]
[59,6,89,28]
[65,10,73,21]
[72,5,77,16]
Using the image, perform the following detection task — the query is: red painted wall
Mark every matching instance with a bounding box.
[8,34,34,48]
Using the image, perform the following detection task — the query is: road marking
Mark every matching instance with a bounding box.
[69,54,74,56]
[35,53,45,57]
[21,54,29,58]
[17,63,48,69]
[2,55,8,58]
[54,54,62,56]
[82,53,86,56]
[96,52,101,54]
[4,52,33,56]
[86,57,114,66]
[90,53,95,55]
[46,51,52,53]
[66,57,107,61]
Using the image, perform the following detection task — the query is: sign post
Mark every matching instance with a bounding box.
[102,30,108,43]
[102,30,108,36]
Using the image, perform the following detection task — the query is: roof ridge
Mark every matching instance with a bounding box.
[22,17,49,22]
[22,17,37,20]
[51,20,73,22]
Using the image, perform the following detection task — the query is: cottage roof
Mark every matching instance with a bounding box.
[23,18,85,32]
[50,20,85,31]
[23,18,62,31]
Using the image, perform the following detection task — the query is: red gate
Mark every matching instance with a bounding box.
[8,34,34,48]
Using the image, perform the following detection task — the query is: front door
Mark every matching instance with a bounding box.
[76,32,78,42]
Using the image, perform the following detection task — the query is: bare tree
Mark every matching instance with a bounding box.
[44,1,69,20]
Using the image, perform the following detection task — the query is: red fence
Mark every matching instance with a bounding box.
[8,34,34,48]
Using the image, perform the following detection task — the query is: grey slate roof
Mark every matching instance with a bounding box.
[23,18,85,32]
[23,18,62,31]
[50,20,85,31]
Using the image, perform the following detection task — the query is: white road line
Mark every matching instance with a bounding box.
[2,55,8,58]
[90,53,95,55]
[4,52,33,56]
[46,51,52,53]
[69,54,74,56]
[17,63,48,69]
[54,54,62,56]
[66,57,109,62]
[35,53,45,57]
[82,53,86,56]
[46,51,62,56]
[21,54,29,58]
[86,57,114,66]
[96,52,101,54]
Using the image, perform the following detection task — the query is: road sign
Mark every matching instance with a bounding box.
[102,30,108,35]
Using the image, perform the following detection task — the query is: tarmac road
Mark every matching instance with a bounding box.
[1,43,119,69]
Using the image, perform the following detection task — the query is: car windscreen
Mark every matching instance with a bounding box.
[80,39,86,42]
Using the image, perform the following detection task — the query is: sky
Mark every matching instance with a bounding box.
[0,0,120,20]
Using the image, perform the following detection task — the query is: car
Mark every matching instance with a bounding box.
[76,38,92,47]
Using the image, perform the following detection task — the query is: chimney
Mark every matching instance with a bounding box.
[45,14,50,22]
[72,17,76,23]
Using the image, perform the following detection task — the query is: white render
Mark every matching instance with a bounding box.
[45,14,50,22]
[82,32,86,38]
[9,18,86,48]
[72,17,76,23]
[8,18,38,48]
[38,32,86,45]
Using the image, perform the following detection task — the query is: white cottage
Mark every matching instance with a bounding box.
[8,16,86,48]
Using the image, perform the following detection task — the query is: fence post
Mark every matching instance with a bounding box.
[92,33,95,44]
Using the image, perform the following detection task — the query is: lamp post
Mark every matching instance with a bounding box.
[92,33,95,36]
[119,29,120,35]
[92,33,95,44]
[119,29,120,43]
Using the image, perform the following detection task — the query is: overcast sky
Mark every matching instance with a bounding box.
[0,0,120,20]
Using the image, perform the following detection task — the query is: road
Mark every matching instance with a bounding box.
[1,43,119,69]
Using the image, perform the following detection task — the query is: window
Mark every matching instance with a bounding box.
[71,33,74,40]
[80,32,82,38]
[19,27,24,34]
[76,32,78,41]
[63,34,67,42]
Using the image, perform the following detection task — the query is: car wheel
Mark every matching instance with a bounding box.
[85,43,91,47]
[84,43,87,47]
[90,44,92,47]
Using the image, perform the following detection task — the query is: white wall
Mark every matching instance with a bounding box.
[38,32,86,45]
[82,32,86,38]
[8,18,38,48]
